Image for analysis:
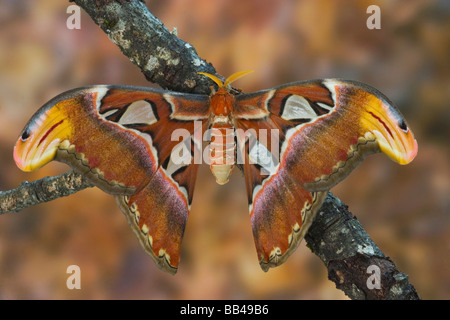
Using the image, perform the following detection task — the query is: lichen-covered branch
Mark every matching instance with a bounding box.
[72,0,216,94]
[0,0,420,299]
[306,193,420,299]
[0,171,91,214]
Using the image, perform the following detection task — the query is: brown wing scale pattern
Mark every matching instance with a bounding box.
[14,85,209,273]
[235,79,417,270]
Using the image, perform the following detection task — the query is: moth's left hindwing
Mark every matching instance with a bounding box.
[14,85,210,273]
[235,79,418,271]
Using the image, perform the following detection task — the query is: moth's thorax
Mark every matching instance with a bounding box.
[208,87,236,185]
[210,87,235,116]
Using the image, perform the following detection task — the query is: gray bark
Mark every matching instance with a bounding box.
[306,193,420,299]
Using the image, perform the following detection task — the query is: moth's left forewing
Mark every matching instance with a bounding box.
[297,79,418,191]
[237,79,417,192]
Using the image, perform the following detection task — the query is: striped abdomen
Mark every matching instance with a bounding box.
[208,118,235,185]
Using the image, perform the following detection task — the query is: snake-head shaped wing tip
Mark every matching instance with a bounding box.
[14,111,72,172]
[358,92,418,166]
[325,79,418,166]
[371,115,418,165]
[373,128,418,165]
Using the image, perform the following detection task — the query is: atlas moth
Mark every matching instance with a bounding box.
[13,71,418,274]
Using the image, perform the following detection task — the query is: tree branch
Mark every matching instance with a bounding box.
[0,171,91,214]
[306,193,420,299]
[73,0,216,94]
[0,0,420,299]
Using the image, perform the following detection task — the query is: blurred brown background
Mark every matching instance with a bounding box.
[0,0,448,299]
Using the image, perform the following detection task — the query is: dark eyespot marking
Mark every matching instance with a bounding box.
[21,129,30,141]
[398,119,408,132]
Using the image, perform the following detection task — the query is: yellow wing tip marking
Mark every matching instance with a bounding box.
[372,129,418,165]
[14,108,73,171]
[360,99,418,165]
[14,140,60,171]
